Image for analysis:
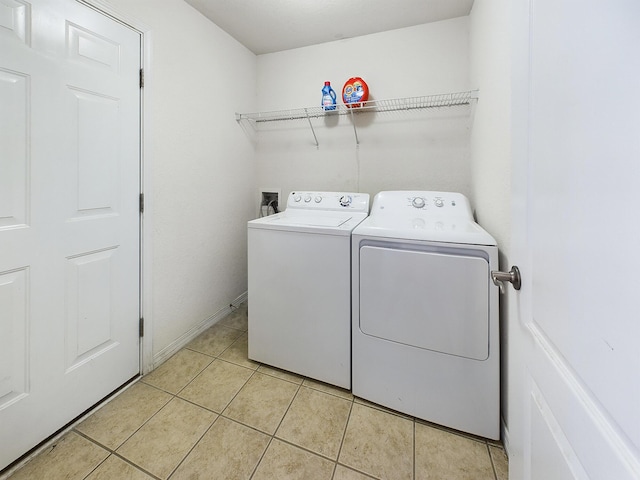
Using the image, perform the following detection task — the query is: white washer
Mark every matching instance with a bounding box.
[351,191,500,439]
[248,191,369,389]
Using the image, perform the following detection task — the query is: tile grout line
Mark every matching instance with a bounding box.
[79,446,110,480]
[73,386,173,460]
[332,399,391,479]
[102,451,162,480]
[141,336,243,479]
[165,332,258,478]
[413,416,496,446]
[331,398,355,479]
[353,397,416,421]
[413,419,416,480]
[165,416,221,479]
[33,301,508,480]
[335,402,413,480]
[487,442,499,480]
[142,349,216,397]
[246,373,301,480]
[102,362,502,480]
[300,380,355,402]
[161,306,259,477]
[73,429,162,480]
[333,462,382,480]
[248,435,273,480]
[270,378,304,438]
[247,378,305,479]
[2,377,144,479]
[113,350,217,479]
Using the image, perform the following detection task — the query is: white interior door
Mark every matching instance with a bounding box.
[0,0,141,469]
[510,0,640,478]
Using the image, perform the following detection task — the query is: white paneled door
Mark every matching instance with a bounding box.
[0,0,140,469]
[511,0,640,478]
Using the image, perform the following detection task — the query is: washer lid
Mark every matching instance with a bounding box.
[273,214,351,228]
[248,210,368,235]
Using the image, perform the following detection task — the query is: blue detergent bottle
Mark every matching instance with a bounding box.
[321,81,337,110]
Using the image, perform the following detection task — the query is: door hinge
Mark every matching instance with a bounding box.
[139,317,144,337]
[139,68,144,88]
[139,193,144,214]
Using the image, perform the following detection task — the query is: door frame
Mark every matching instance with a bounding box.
[78,0,154,374]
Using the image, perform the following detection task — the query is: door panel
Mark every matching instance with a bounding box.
[528,0,640,449]
[0,0,140,470]
[0,68,28,228]
[510,0,640,477]
[0,0,30,45]
[67,22,121,71]
[527,377,585,480]
[71,88,120,215]
[0,268,28,406]
[65,248,118,371]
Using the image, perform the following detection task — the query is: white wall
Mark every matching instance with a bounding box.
[469,0,513,444]
[253,18,471,206]
[103,0,257,359]
[91,5,514,425]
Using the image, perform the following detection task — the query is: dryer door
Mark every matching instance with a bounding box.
[359,246,490,360]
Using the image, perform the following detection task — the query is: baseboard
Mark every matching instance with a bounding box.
[232,291,248,306]
[152,291,248,369]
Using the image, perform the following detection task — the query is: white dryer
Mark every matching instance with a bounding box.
[248,191,369,389]
[351,191,500,439]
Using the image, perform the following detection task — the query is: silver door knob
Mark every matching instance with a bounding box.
[491,266,521,293]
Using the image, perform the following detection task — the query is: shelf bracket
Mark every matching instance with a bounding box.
[304,108,319,147]
[348,108,360,147]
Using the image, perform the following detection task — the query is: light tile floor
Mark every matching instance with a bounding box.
[5,303,508,480]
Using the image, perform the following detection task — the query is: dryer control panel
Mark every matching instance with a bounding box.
[371,191,474,220]
[287,191,370,213]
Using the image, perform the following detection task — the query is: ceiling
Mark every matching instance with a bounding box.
[184,0,474,55]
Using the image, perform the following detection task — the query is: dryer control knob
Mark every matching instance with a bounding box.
[435,198,444,207]
[315,196,322,203]
[412,197,426,208]
[339,195,352,207]
[304,195,312,203]
[293,194,301,202]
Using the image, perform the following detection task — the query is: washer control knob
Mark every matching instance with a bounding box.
[293,194,301,202]
[435,198,444,207]
[339,195,352,207]
[412,197,426,209]
[304,195,312,203]
[314,195,322,203]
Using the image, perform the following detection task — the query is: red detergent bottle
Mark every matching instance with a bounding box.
[342,77,369,108]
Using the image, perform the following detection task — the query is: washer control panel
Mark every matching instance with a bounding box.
[288,191,369,213]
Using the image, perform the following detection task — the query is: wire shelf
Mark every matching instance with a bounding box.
[236,90,477,123]
[235,90,478,146]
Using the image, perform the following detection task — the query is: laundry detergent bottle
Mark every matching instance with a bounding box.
[321,81,337,111]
